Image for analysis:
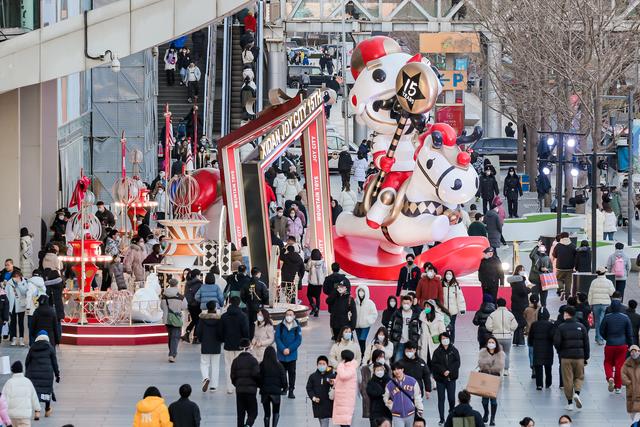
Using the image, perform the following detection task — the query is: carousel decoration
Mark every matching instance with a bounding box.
[59,174,113,323]
[333,36,488,280]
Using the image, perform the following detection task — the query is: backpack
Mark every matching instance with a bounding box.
[613,256,626,278]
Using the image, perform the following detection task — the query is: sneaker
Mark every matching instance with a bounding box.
[565,403,574,411]
[10,338,16,346]
[503,369,509,376]
[168,356,175,363]
[19,338,25,347]
[202,378,210,392]
[227,389,234,394]
[615,388,622,394]
[536,386,542,391]
[438,421,444,426]
[608,378,615,392]
[573,393,582,409]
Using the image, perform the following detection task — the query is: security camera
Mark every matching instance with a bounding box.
[111,55,121,73]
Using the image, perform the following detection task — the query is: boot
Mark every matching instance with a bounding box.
[180,332,190,343]
[263,416,270,427]
[482,401,489,422]
[272,414,280,427]
[490,403,497,426]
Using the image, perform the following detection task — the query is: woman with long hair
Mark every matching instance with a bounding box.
[441,269,466,343]
[306,249,326,317]
[418,301,446,364]
[251,308,275,362]
[509,265,531,346]
[259,346,287,427]
[478,336,505,426]
[362,326,394,365]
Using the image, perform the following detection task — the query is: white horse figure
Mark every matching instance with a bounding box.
[335,123,479,254]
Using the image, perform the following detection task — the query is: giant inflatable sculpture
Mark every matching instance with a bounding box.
[334,36,489,280]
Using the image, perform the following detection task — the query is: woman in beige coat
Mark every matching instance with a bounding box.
[251,308,275,362]
[622,345,640,421]
[123,237,146,282]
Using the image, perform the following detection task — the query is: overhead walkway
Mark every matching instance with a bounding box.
[0,0,252,93]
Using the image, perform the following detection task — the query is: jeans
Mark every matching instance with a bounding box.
[528,346,534,368]
[225,350,242,392]
[593,304,608,342]
[534,364,552,388]
[318,418,330,427]
[604,344,628,389]
[166,325,181,357]
[355,327,370,354]
[603,231,615,240]
[449,314,458,343]
[281,360,297,391]
[436,380,456,421]
[497,338,512,369]
[236,392,258,427]
[392,415,414,427]
[393,343,406,362]
[200,353,221,388]
[615,280,627,301]
[9,309,25,339]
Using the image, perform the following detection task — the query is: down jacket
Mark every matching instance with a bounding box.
[332,360,358,426]
[527,316,555,366]
[230,351,261,394]
[30,302,61,346]
[622,357,640,413]
[600,300,633,346]
[553,318,590,360]
[251,322,275,362]
[195,282,225,310]
[25,276,47,316]
[123,243,146,282]
[5,278,27,313]
[442,281,466,316]
[0,395,11,426]
[306,367,335,419]
[133,396,171,427]
[2,373,41,419]
[196,312,222,354]
[588,276,616,306]
[329,338,362,368]
[25,336,59,399]
[354,284,378,329]
[418,312,447,360]
[306,259,327,286]
[485,307,518,340]
[275,320,302,363]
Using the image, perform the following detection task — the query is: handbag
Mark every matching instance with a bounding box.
[539,272,558,291]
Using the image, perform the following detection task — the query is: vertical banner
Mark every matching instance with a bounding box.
[436,105,465,136]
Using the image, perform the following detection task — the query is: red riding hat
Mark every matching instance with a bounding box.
[350,36,403,80]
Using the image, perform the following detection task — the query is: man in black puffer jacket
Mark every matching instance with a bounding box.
[25,330,59,416]
[183,269,203,343]
[389,295,421,360]
[30,295,60,347]
[326,282,357,341]
[322,262,351,295]
[397,341,432,396]
[279,246,305,289]
[230,338,260,427]
[221,296,250,394]
[444,390,485,427]
[552,232,576,299]
[554,306,589,410]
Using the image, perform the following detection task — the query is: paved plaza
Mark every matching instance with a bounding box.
[0,274,636,427]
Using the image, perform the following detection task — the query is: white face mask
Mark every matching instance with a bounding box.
[377,334,385,341]
[559,424,571,427]
[358,290,365,298]
[427,271,435,279]
[374,370,385,378]
[445,273,453,281]
[405,351,415,359]
[487,342,497,350]
[402,303,411,311]
[631,351,640,360]
[285,315,294,323]
[389,301,396,308]
[257,315,264,323]
[376,357,385,364]
[441,338,451,346]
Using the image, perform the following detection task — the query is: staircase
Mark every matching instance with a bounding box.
[156,30,207,139]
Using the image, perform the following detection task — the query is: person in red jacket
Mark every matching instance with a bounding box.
[416,262,444,306]
[244,9,257,34]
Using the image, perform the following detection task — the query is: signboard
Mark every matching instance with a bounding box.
[420,32,481,54]
[436,105,465,136]
[439,70,467,91]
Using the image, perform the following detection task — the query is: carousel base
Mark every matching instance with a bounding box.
[61,323,168,346]
[265,304,310,326]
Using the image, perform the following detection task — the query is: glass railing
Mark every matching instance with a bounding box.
[0,0,40,31]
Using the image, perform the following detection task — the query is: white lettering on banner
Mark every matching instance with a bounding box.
[259,91,324,159]
[307,121,326,255]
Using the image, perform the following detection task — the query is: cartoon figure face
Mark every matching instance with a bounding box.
[415,133,479,205]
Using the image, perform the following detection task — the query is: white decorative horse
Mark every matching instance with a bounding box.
[335,123,479,254]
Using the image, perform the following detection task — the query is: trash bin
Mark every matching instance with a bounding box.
[572,272,616,296]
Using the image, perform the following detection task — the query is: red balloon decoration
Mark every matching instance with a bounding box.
[190,168,220,213]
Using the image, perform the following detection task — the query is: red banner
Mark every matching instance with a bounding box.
[436,105,465,136]
[305,120,327,256]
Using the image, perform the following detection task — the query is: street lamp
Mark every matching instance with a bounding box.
[546,136,555,146]
[542,166,551,175]
[566,137,576,148]
[570,167,579,177]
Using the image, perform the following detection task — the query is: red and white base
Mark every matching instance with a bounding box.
[61,323,168,346]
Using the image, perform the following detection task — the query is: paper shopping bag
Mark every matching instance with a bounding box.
[466,371,501,399]
[0,356,10,375]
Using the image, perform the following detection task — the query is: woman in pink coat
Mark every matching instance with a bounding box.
[332,349,358,426]
[0,393,12,426]
[286,208,304,242]
[492,195,506,224]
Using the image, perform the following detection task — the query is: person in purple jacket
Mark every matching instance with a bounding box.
[383,362,424,427]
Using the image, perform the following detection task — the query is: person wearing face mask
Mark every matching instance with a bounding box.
[306,249,327,317]
[153,183,167,227]
[354,284,378,354]
[326,281,357,341]
[442,270,466,344]
[622,345,640,421]
[477,164,499,214]
[483,203,503,250]
[553,306,589,411]
[528,243,553,307]
[6,269,27,346]
[473,294,497,349]
[332,349,358,427]
[381,296,398,334]
[359,348,387,421]
[431,331,460,424]
[363,327,394,365]
[306,355,335,427]
[366,362,392,426]
[418,301,447,363]
[50,209,68,243]
[558,415,572,426]
[270,207,289,240]
[528,307,555,390]
[503,167,523,218]
[95,201,116,229]
[486,298,518,375]
[509,265,531,347]
[477,336,504,425]
[384,361,424,427]
[389,296,421,361]
[416,263,443,306]
[241,268,270,339]
[250,309,274,363]
[468,212,488,237]
[477,247,504,302]
[285,208,303,243]
[329,326,362,368]
[274,309,302,399]
[396,254,421,297]
[397,341,432,399]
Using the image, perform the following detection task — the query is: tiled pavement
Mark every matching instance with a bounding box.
[1,273,637,426]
